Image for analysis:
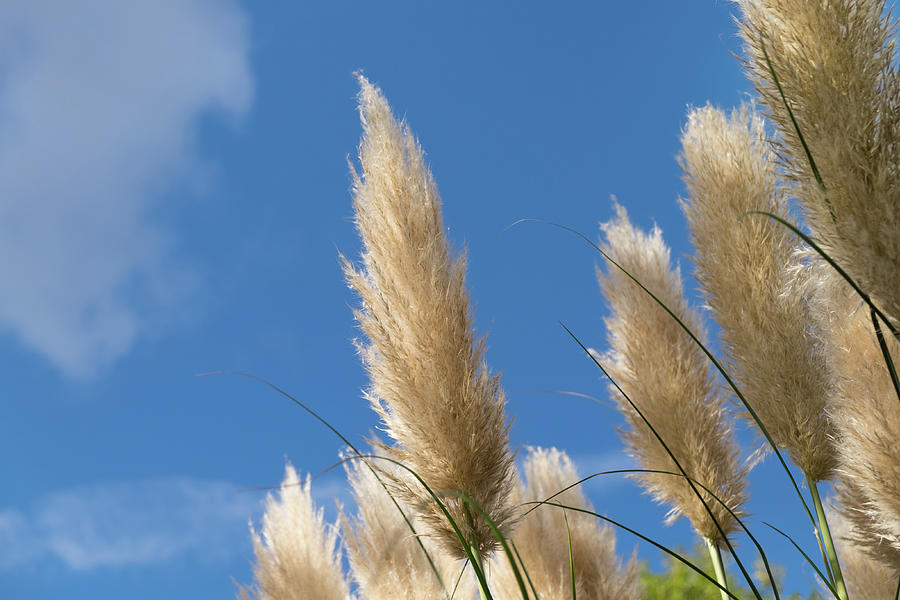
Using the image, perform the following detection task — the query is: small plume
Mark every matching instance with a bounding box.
[597,203,748,544]
[489,447,641,600]
[679,103,835,481]
[341,452,478,600]
[343,75,516,560]
[238,464,350,600]
[737,0,900,327]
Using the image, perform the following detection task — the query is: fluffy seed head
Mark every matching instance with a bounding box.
[344,75,515,559]
[679,103,835,480]
[597,203,749,543]
[341,453,477,600]
[489,447,641,600]
[737,0,900,327]
[238,464,350,600]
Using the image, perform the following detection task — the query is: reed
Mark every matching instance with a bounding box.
[342,75,516,561]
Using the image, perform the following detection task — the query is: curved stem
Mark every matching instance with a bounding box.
[705,537,730,600]
[807,475,849,600]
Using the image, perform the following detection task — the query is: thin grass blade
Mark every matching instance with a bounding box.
[764,522,840,600]
[564,512,576,600]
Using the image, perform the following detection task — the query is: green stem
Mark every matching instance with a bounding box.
[807,475,849,600]
[705,537,730,600]
[463,506,493,600]
[471,545,490,600]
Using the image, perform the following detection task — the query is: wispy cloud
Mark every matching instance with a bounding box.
[0,477,260,570]
[0,0,253,377]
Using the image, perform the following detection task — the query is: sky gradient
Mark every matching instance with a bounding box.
[2,2,827,598]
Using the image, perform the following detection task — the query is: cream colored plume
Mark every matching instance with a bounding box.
[806,266,900,563]
[827,500,900,598]
[341,453,478,600]
[343,75,515,559]
[238,464,350,600]
[679,103,834,481]
[489,447,641,600]
[597,203,748,544]
[737,0,900,328]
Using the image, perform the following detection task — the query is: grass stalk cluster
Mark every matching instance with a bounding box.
[234,1,900,598]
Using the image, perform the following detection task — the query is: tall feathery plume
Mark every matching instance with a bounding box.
[238,464,350,600]
[343,75,515,560]
[805,265,900,562]
[737,0,900,327]
[340,453,478,600]
[597,203,748,547]
[488,447,641,600]
[679,103,835,482]
[827,500,900,599]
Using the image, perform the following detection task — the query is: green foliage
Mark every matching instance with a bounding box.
[640,547,823,600]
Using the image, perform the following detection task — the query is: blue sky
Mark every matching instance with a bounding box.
[0,2,828,598]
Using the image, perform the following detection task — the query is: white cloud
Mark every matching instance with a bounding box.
[0,477,260,570]
[0,0,252,376]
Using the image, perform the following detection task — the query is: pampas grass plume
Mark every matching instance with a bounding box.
[343,75,516,559]
[489,447,641,600]
[679,103,835,481]
[597,203,748,544]
[238,464,350,600]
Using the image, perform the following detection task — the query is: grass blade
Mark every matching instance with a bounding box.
[764,522,840,600]
[871,306,900,405]
[511,541,541,600]
[564,512,576,600]
[758,41,831,212]
[521,467,781,600]
[454,490,533,600]
[527,500,741,600]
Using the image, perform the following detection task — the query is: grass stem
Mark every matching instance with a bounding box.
[471,545,491,600]
[705,536,730,600]
[807,475,848,600]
